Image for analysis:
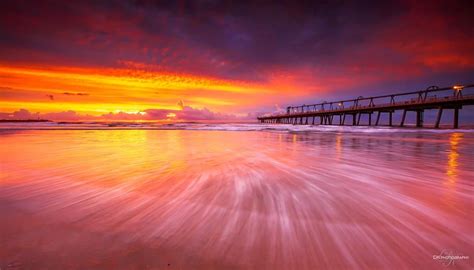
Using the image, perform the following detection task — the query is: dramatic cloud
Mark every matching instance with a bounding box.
[0,0,473,117]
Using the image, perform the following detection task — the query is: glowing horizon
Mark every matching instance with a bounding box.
[0,63,328,120]
[1,1,473,120]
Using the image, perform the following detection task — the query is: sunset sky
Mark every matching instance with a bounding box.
[1,0,473,120]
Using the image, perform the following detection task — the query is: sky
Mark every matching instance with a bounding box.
[0,0,473,121]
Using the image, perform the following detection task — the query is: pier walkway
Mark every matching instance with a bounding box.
[258,84,474,128]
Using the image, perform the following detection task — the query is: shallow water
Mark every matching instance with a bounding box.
[0,127,473,269]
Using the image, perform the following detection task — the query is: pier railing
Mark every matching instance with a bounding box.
[258,84,474,128]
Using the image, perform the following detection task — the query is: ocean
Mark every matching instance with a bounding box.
[0,122,473,269]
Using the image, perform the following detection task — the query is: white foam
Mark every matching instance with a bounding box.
[1,121,473,133]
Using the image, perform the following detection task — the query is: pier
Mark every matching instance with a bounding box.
[258,84,474,128]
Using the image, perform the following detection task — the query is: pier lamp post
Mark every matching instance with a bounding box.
[453,85,464,98]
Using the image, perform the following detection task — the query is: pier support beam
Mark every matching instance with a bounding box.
[416,110,424,128]
[375,112,381,126]
[400,110,407,127]
[454,108,459,129]
[389,112,393,126]
[435,108,443,128]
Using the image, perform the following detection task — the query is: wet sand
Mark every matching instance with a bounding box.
[0,129,473,269]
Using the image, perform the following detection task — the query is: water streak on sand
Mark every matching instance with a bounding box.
[0,128,473,269]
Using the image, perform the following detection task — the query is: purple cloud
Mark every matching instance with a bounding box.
[0,106,252,121]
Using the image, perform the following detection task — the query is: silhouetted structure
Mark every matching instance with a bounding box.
[258,84,474,128]
[0,119,50,122]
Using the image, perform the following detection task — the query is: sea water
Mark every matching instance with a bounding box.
[0,123,473,269]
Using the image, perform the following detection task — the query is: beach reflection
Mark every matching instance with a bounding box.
[0,130,473,269]
[446,133,462,183]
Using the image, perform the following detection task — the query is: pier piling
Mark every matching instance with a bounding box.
[454,107,459,129]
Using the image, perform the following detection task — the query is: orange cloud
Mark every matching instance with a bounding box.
[0,64,331,116]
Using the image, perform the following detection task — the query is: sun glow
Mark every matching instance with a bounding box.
[0,64,284,116]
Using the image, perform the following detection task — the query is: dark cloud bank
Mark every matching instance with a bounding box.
[1,0,472,82]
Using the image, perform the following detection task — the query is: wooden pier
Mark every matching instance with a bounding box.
[258,84,474,128]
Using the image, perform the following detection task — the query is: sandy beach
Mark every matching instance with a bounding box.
[1,127,472,269]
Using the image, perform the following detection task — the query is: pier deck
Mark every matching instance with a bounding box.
[258,84,474,128]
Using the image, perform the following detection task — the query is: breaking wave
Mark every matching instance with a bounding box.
[1,121,473,133]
